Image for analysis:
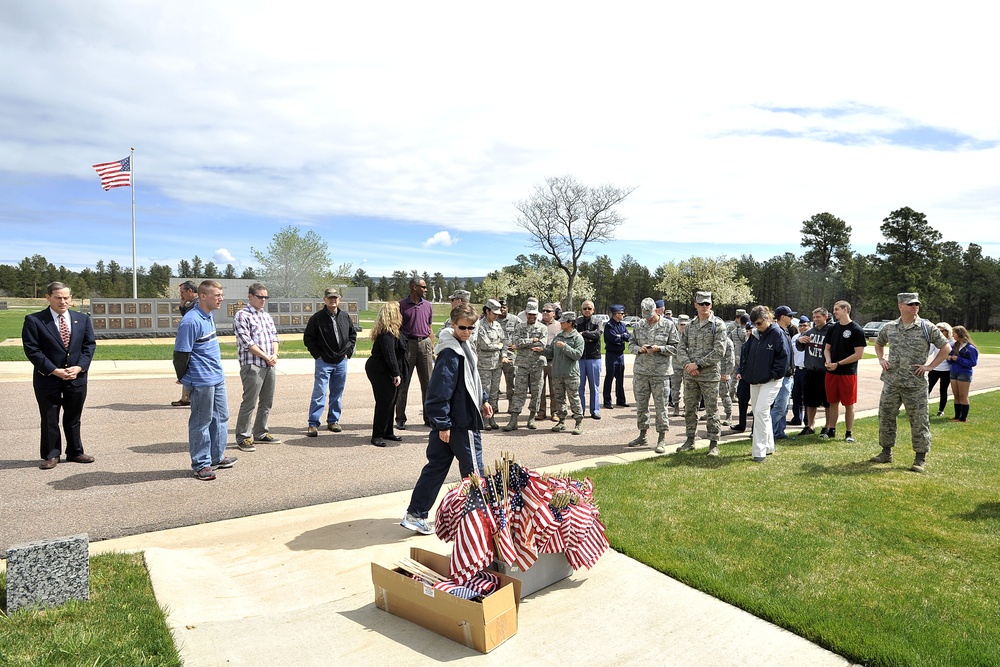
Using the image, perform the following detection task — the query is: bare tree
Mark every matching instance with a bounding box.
[515,175,635,310]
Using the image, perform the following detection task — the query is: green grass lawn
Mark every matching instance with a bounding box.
[585,391,1000,667]
[0,552,181,666]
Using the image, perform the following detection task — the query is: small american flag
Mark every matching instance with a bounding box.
[92,157,131,190]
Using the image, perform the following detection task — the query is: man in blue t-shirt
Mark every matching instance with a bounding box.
[173,280,236,481]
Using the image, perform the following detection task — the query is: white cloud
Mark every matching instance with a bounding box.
[213,248,236,263]
[422,231,458,249]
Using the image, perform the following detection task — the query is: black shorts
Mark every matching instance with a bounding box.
[803,370,829,408]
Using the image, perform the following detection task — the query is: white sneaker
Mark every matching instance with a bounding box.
[400,513,434,535]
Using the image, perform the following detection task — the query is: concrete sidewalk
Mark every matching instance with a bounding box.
[92,455,855,667]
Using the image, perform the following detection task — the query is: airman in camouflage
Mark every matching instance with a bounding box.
[503,303,548,431]
[543,311,585,435]
[728,309,748,401]
[870,292,950,473]
[717,333,735,425]
[669,314,689,416]
[476,299,506,429]
[676,290,728,455]
[627,297,681,453]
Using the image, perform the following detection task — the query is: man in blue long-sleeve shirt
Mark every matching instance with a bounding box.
[602,304,630,408]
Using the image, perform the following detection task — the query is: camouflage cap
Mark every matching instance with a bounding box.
[448,289,471,302]
[484,298,502,314]
[735,308,747,317]
[641,297,657,318]
[559,311,576,323]
[898,292,920,305]
[324,287,341,298]
[524,303,539,315]
[695,290,712,304]
[677,314,691,324]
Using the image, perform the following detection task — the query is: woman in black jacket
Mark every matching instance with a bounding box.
[365,301,408,446]
[737,305,790,462]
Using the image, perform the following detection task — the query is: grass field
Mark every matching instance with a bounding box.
[586,390,1000,667]
[0,552,181,666]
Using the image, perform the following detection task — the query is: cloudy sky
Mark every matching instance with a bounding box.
[3,2,998,280]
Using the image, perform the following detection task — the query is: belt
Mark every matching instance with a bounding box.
[410,335,429,341]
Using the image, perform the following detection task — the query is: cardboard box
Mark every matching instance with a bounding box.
[492,552,574,597]
[372,547,521,654]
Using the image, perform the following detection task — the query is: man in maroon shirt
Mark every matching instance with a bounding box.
[396,278,435,430]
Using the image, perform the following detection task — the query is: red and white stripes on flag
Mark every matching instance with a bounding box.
[92,157,131,190]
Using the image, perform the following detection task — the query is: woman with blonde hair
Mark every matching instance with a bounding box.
[927,322,953,417]
[365,301,408,446]
[948,326,979,422]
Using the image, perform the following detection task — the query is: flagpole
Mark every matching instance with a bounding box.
[131,146,137,299]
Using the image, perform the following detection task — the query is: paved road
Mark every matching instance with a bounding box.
[3,355,998,553]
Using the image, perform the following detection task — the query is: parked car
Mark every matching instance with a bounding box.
[591,313,610,331]
[862,320,889,339]
[623,316,641,328]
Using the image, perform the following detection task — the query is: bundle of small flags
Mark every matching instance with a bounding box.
[394,557,501,601]
[434,453,609,583]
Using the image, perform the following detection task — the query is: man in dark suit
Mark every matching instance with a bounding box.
[21,281,97,469]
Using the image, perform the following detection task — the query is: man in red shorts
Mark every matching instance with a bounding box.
[822,300,867,442]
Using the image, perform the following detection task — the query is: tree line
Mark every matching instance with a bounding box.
[0,255,256,299]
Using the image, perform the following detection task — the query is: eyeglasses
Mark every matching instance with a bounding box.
[456,325,476,331]
[252,294,269,300]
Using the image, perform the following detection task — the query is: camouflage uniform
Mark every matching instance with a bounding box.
[508,319,548,415]
[677,312,728,442]
[876,317,948,453]
[728,317,748,401]
[717,334,735,422]
[631,316,680,434]
[497,313,516,400]
[544,327,584,420]
[475,318,506,415]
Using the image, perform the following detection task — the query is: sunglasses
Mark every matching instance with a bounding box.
[582,307,593,310]
[252,294,269,300]
[753,320,765,326]
[542,309,554,313]
[697,302,711,306]
[456,325,476,331]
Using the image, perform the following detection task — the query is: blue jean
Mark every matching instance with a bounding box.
[406,428,484,518]
[309,357,348,427]
[188,382,229,471]
[770,375,794,437]
[578,358,602,416]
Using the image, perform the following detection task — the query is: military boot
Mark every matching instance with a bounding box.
[626,430,648,448]
[672,405,681,417]
[488,416,500,430]
[869,447,893,463]
[572,417,584,436]
[654,431,668,454]
[911,453,927,473]
[502,414,519,431]
[526,415,537,429]
[551,418,566,433]
[707,441,720,457]
[677,437,696,452]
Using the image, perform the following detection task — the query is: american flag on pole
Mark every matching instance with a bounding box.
[92,156,131,190]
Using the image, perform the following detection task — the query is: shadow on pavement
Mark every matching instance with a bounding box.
[286,517,413,552]
[91,402,180,412]
[48,469,192,490]
[0,459,50,470]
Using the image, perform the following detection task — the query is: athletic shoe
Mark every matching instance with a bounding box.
[327,422,343,433]
[845,435,855,443]
[211,456,238,470]
[400,513,434,535]
[799,427,815,436]
[237,437,256,452]
[752,456,766,463]
[306,426,318,437]
[254,433,282,444]
[194,467,216,481]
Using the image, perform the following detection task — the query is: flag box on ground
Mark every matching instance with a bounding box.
[372,547,521,654]
[491,552,574,597]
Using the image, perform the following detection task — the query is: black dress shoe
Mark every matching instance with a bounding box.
[40,457,59,470]
[67,454,95,463]
[603,403,614,409]
[370,438,387,447]
[395,421,407,431]
[616,403,630,408]
[384,435,403,442]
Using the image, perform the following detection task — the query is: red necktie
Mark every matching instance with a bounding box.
[59,315,70,349]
